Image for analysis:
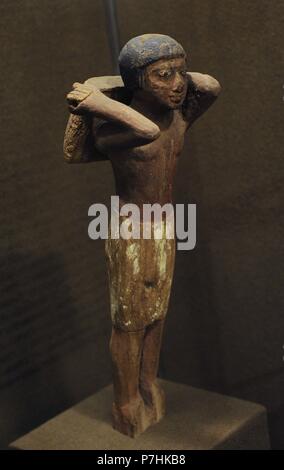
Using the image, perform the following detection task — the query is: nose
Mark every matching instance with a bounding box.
[172,73,184,93]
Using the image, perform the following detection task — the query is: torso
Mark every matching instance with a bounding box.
[108,110,187,209]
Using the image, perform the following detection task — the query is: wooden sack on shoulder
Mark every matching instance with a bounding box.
[63,76,132,163]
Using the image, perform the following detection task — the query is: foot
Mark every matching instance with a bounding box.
[112,395,152,438]
[140,380,166,423]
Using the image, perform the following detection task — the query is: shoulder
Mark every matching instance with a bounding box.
[182,72,221,126]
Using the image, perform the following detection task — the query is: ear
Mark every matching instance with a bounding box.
[138,69,146,89]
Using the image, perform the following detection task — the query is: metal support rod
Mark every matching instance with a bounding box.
[103,0,121,74]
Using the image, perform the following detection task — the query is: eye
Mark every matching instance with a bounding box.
[158,70,173,79]
[180,70,187,77]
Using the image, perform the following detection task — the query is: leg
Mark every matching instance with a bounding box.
[110,326,152,437]
[139,319,166,423]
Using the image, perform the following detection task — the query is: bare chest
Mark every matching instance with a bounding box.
[108,111,187,205]
[110,111,186,166]
[133,113,185,162]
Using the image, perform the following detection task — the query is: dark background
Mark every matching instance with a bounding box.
[1,0,283,449]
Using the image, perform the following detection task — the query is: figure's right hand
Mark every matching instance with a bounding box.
[66,82,94,114]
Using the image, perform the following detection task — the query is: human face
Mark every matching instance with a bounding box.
[143,57,188,109]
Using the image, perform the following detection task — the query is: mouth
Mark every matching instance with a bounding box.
[169,93,184,103]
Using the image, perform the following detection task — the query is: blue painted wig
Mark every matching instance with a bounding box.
[118,34,186,90]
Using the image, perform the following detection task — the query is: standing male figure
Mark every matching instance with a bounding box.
[65,34,221,437]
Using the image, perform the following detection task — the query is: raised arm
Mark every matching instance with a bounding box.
[67,83,160,151]
[183,72,221,127]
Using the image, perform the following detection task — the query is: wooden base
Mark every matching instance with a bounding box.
[10,380,270,450]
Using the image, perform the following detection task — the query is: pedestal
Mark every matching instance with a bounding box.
[10,380,270,450]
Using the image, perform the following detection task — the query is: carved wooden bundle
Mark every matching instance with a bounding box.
[63,76,132,163]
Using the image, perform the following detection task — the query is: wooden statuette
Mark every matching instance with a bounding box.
[64,34,221,438]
